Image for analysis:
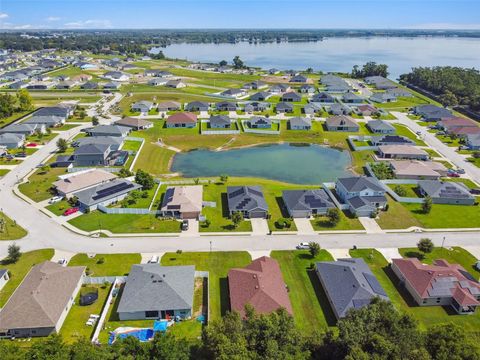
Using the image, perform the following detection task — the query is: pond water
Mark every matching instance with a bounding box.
[156,37,480,79]
[170,143,352,184]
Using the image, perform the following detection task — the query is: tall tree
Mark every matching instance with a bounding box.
[16,89,34,111]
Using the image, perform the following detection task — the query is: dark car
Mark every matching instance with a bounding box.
[470,188,480,195]
[181,219,189,231]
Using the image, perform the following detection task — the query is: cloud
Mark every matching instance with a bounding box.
[46,16,61,22]
[0,23,35,30]
[0,13,9,19]
[407,23,480,30]
[64,19,112,29]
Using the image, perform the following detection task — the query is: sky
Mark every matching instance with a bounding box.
[1,0,480,30]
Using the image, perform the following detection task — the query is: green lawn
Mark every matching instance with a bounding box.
[121,140,143,152]
[0,212,27,240]
[18,167,66,202]
[0,169,10,177]
[403,202,480,228]
[310,211,364,231]
[387,184,420,198]
[60,284,110,343]
[46,200,71,216]
[376,197,422,230]
[392,124,426,146]
[0,111,30,128]
[271,250,336,331]
[0,249,54,307]
[161,251,252,321]
[68,211,181,234]
[350,248,480,332]
[68,253,141,276]
[441,177,479,189]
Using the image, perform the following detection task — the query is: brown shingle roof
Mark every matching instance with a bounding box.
[228,256,292,317]
[166,112,197,124]
[115,117,153,129]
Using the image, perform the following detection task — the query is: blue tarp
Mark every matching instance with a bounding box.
[153,320,168,332]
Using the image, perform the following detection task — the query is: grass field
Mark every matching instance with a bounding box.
[18,167,66,202]
[68,253,141,276]
[376,197,422,230]
[161,252,251,321]
[403,202,480,228]
[310,211,364,231]
[0,212,27,240]
[271,250,336,331]
[0,249,54,307]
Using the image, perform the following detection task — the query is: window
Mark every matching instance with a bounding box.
[145,311,159,318]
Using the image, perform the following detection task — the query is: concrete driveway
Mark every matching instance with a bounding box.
[328,248,351,260]
[180,219,199,237]
[51,250,76,264]
[377,248,402,263]
[251,218,269,235]
[294,218,315,234]
[358,217,384,234]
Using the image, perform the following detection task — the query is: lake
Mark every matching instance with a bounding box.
[157,37,480,79]
[170,143,352,184]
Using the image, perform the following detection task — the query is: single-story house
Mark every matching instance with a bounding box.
[160,185,203,219]
[53,169,117,198]
[364,76,396,90]
[466,134,480,150]
[386,87,413,97]
[311,92,335,104]
[103,71,130,82]
[447,126,480,138]
[370,135,414,146]
[144,69,172,77]
[276,102,294,114]
[157,101,181,112]
[289,117,312,130]
[117,264,195,321]
[56,81,76,90]
[0,261,85,338]
[221,88,247,98]
[227,186,269,218]
[249,116,271,129]
[326,83,352,93]
[316,258,389,319]
[244,102,270,113]
[166,80,186,88]
[303,103,322,115]
[115,117,153,130]
[366,120,395,134]
[75,178,141,211]
[282,189,335,217]
[378,145,429,161]
[36,104,74,118]
[185,101,209,112]
[209,115,231,128]
[0,269,9,292]
[281,92,302,102]
[342,93,363,104]
[413,105,453,122]
[250,91,272,101]
[131,101,155,114]
[81,81,98,90]
[290,74,308,83]
[73,144,112,166]
[0,133,25,149]
[392,258,480,314]
[299,84,316,93]
[329,103,351,116]
[103,82,121,90]
[269,84,291,94]
[72,136,123,151]
[215,101,237,112]
[370,92,397,103]
[148,77,169,86]
[166,113,197,128]
[84,125,130,137]
[24,115,65,128]
[336,176,387,217]
[437,117,477,132]
[417,180,475,205]
[357,104,379,116]
[389,160,448,180]
[0,123,45,136]
[243,81,267,90]
[228,257,292,318]
[325,115,359,132]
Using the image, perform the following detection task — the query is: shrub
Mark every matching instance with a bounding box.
[96,257,105,264]
[394,185,407,197]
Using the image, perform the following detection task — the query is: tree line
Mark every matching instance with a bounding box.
[0,89,34,120]
[0,300,478,360]
[399,66,480,110]
[351,62,389,78]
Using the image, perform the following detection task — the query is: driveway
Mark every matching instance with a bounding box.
[358,217,384,234]
[294,218,315,234]
[463,246,480,261]
[327,248,351,260]
[377,248,402,263]
[251,218,269,235]
[180,219,199,237]
[51,250,76,264]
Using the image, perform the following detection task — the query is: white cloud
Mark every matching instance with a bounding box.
[0,22,38,30]
[0,13,9,19]
[46,16,61,22]
[64,19,112,29]
[407,23,480,30]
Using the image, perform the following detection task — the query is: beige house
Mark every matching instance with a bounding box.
[378,145,429,160]
[0,261,85,338]
[53,169,117,198]
[160,185,203,219]
[389,160,448,180]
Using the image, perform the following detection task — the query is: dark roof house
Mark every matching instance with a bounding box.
[227,186,269,218]
[282,189,334,217]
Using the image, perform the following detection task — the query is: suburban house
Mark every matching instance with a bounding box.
[299,84,316,93]
[249,116,271,129]
[311,92,335,104]
[221,88,247,98]
[282,189,335,217]
[417,180,475,205]
[209,115,231,128]
[0,261,85,338]
[73,144,120,166]
[24,115,65,128]
[367,120,396,134]
[73,136,123,151]
[103,71,130,82]
[413,105,453,121]
[276,102,294,114]
[437,117,477,132]
[315,258,389,319]
[157,101,181,112]
[53,169,117,198]
[215,101,237,111]
[148,78,168,86]
[166,113,197,128]
[56,80,76,89]
[386,87,412,97]
[389,160,448,180]
[228,257,293,318]
[370,135,414,146]
[289,117,312,130]
[131,101,155,114]
[250,91,272,101]
[0,269,9,291]
[185,101,209,112]
[281,92,302,102]
[243,81,267,90]
[227,186,269,218]
[325,115,359,132]
[466,134,480,150]
[84,125,130,137]
[364,76,396,90]
[329,103,351,116]
[342,93,363,104]
[335,176,387,217]
[370,92,397,103]
[290,74,308,83]
[144,69,172,77]
[103,82,121,90]
[115,117,153,130]
[269,84,291,93]
[303,103,322,115]
[326,82,352,93]
[244,102,270,113]
[357,104,378,116]
[391,258,480,314]
[0,123,45,136]
[166,79,186,88]
[377,145,429,160]
[447,126,480,138]
[0,133,25,149]
[117,264,195,321]
[75,178,141,211]
[160,185,203,219]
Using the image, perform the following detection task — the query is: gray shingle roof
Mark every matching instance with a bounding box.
[227,186,268,213]
[337,176,384,193]
[117,264,195,313]
[75,178,141,207]
[367,120,395,132]
[210,115,231,126]
[418,180,474,200]
[282,189,334,212]
[316,258,389,318]
[289,117,311,127]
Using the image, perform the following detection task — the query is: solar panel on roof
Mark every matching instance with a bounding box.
[363,273,387,297]
[92,182,134,201]
[248,188,263,197]
[228,188,244,199]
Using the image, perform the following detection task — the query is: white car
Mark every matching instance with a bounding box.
[49,196,63,204]
[57,258,67,266]
[148,255,159,264]
[296,242,310,250]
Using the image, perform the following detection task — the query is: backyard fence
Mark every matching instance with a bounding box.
[240,119,281,135]
[83,276,126,285]
[68,167,120,174]
[97,204,162,215]
[321,183,349,211]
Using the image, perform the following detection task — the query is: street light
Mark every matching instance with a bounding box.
[441,236,446,249]
[210,241,212,252]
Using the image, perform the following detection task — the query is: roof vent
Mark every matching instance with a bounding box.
[255,285,259,289]
[253,274,257,279]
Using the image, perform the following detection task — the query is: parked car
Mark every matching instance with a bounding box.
[456,168,465,174]
[296,242,310,250]
[148,255,159,264]
[449,172,460,178]
[181,219,189,231]
[48,196,63,204]
[476,261,480,271]
[436,131,446,136]
[63,207,79,216]
[470,188,480,195]
[26,142,37,147]
[16,152,27,158]
[416,131,422,136]
[57,258,68,266]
